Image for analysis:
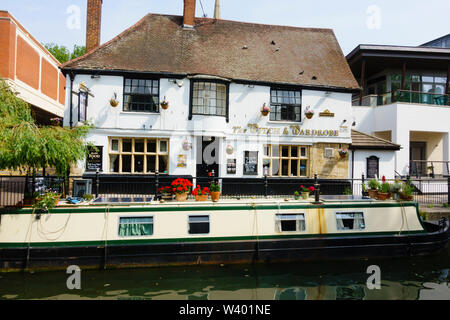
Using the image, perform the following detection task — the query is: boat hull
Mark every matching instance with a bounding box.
[1,221,448,272]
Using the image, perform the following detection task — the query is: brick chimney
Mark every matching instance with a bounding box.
[86,0,102,52]
[183,0,196,28]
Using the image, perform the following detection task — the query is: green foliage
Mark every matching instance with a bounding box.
[83,194,94,202]
[33,191,59,212]
[368,179,380,190]
[210,182,221,192]
[44,43,86,64]
[443,203,449,208]
[0,80,92,176]
[343,187,353,196]
[379,182,391,193]
[401,183,414,197]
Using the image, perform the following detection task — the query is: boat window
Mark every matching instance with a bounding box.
[276,214,306,232]
[336,213,365,231]
[118,217,154,237]
[189,216,210,235]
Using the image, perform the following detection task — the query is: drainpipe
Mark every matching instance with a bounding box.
[69,72,75,128]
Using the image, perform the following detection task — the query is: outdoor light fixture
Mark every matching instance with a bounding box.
[226,145,234,155]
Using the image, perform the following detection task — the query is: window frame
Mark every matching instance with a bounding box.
[108,137,170,175]
[269,88,302,123]
[188,215,211,235]
[189,79,230,122]
[118,216,154,238]
[123,77,160,113]
[335,212,366,231]
[263,145,309,177]
[275,214,306,233]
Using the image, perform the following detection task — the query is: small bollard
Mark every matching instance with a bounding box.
[314,173,321,204]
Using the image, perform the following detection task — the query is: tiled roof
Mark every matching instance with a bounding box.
[62,14,360,91]
[351,130,401,150]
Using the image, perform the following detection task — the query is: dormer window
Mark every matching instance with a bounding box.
[189,80,230,122]
[123,78,160,113]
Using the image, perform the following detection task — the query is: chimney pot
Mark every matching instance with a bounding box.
[86,0,102,52]
[183,0,196,28]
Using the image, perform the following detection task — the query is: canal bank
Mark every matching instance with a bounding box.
[420,205,450,221]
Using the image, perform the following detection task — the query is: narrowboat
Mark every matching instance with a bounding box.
[0,196,449,272]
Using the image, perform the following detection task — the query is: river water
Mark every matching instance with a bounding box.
[1,249,449,300]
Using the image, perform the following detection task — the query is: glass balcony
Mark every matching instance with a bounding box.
[354,90,449,107]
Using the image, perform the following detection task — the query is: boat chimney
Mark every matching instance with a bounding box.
[214,0,221,19]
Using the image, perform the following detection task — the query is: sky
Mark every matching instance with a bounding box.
[2,0,449,55]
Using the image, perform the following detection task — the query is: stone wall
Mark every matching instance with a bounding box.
[310,143,349,179]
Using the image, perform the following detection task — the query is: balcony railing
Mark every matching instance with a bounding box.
[354,90,449,107]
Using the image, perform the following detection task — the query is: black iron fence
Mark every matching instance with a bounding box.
[1,174,449,207]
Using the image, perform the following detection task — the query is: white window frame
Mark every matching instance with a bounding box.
[275,214,306,233]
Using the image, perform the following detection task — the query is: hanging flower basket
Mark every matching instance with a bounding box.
[305,107,314,119]
[50,117,63,126]
[261,103,271,116]
[161,97,169,110]
[110,93,119,107]
[338,148,349,158]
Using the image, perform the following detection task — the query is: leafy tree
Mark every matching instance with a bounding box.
[44,43,86,64]
[0,80,92,177]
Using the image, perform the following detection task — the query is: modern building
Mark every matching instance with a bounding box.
[347,36,450,179]
[61,0,379,186]
[0,11,66,124]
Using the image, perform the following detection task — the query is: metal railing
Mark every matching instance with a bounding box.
[409,160,450,178]
[1,174,449,208]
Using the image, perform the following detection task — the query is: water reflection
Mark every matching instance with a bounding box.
[0,249,449,300]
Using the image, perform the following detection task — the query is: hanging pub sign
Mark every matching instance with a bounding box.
[243,151,258,176]
[86,146,103,172]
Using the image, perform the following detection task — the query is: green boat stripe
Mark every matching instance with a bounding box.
[3,202,418,215]
[0,230,426,249]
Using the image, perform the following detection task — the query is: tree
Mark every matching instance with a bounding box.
[0,80,92,177]
[44,43,86,64]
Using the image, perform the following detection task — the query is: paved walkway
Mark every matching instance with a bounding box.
[420,204,450,221]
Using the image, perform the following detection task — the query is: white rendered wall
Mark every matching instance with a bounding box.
[64,75,354,177]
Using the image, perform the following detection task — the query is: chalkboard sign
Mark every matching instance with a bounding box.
[86,146,103,172]
[244,151,258,176]
[366,156,379,179]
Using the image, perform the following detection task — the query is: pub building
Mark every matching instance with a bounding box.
[62,0,369,191]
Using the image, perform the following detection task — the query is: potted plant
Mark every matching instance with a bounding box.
[299,185,315,200]
[210,182,221,202]
[171,178,193,202]
[161,97,169,110]
[377,181,392,201]
[305,107,314,119]
[400,183,414,201]
[294,191,300,200]
[82,194,94,202]
[110,93,119,107]
[390,179,403,201]
[261,103,271,116]
[192,186,210,202]
[427,166,435,178]
[159,186,174,200]
[33,191,59,213]
[367,179,380,199]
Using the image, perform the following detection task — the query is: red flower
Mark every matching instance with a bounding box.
[382,176,386,183]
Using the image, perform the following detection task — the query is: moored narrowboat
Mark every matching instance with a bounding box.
[0,196,449,272]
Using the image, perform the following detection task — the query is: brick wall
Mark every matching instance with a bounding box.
[40,57,58,100]
[0,19,16,79]
[183,0,196,27]
[16,36,40,90]
[86,0,102,52]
